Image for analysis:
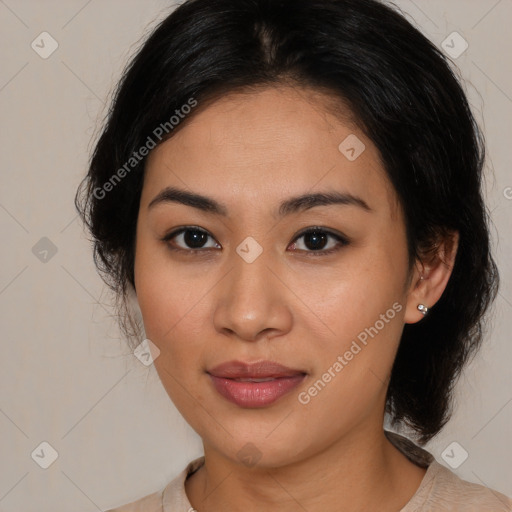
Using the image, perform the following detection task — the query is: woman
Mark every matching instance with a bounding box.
[75,0,512,510]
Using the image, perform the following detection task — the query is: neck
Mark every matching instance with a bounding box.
[185,424,427,512]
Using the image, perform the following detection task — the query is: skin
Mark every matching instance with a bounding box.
[134,84,458,512]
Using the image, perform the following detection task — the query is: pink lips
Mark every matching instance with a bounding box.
[207,360,307,408]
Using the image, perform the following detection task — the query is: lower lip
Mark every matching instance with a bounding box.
[208,374,306,408]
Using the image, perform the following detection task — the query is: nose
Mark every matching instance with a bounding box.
[212,248,293,342]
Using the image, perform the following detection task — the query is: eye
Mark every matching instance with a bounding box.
[162,226,220,253]
[288,227,349,256]
[161,225,349,256]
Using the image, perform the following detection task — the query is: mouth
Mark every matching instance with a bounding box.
[207,360,307,408]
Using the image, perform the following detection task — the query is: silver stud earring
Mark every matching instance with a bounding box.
[417,304,429,316]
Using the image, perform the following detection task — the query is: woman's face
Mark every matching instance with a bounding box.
[134,85,416,467]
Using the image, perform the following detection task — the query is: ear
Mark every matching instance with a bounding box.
[404,230,459,324]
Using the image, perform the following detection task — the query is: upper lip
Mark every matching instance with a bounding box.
[208,360,307,379]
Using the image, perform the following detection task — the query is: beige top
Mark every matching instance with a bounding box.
[105,432,512,511]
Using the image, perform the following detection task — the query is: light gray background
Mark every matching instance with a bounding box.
[0,1,510,510]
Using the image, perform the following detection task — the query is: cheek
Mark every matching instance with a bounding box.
[135,229,193,328]
[295,242,408,404]
[134,237,215,390]
[134,236,180,353]
[296,297,405,437]
[136,269,207,358]
[134,254,210,416]
[299,243,407,344]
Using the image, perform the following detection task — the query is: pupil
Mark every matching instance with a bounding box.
[184,229,207,248]
[305,231,327,250]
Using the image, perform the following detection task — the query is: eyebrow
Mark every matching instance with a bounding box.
[148,186,372,217]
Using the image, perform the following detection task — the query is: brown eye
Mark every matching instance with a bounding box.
[162,227,221,252]
[289,227,349,256]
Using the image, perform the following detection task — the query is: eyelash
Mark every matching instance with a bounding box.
[161,226,350,257]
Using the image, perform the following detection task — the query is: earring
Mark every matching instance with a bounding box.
[417,304,429,316]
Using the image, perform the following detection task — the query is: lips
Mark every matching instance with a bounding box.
[208,360,307,379]
[207,360,307,407]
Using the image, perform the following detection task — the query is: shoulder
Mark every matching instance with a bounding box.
[398,456,512,511]
[420,461,512,511]
[384,431,512,511]
[104,456,205,512]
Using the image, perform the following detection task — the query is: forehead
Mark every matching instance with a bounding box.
[143,85,401,219]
